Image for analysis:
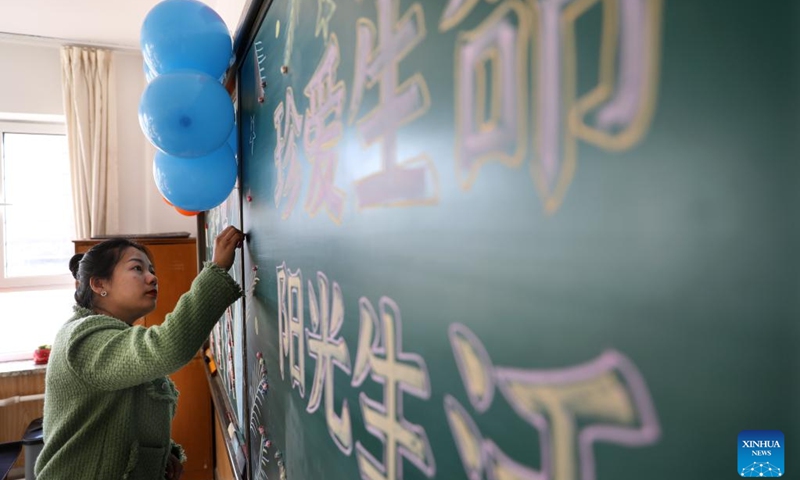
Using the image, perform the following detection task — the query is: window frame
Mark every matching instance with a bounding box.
[0,120,74,291]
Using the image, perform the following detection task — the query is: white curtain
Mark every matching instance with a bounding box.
[60,46,119,239]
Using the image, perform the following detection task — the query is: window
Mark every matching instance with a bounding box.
[0,120,75,361]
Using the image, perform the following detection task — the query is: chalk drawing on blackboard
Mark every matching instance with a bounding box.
[348,0,440,209]
[444,395,542,480]
[448,321,495,412]
[448,323,661,480]
[439,0,481,32]
[532,0,663,214]
[254,41,266,103]
[210,323,224,383]
[532,0,584,215]
[206,192,247,432]
[441,0,662,214]
[453,0,530,191]
[303,34,347,224]
[224,309,236,390]
[249,364,272,480]
[351,296,436,480]
[247,265,261,335]
[274,88,305,220]
[567,0,663,151]
[305,271,354,454]
[247,266,260,298]
[315,0,336,40]
[250,115,257,155]
[210,308,241,432]
[283,0,300,66]
[276,262,306,397]
[277,452,288,480]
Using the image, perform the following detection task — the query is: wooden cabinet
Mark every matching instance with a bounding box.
[73,237,213,480]
[170,357,213,475]
[0,367,45,472]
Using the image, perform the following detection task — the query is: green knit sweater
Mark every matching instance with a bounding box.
[35,262,242,480]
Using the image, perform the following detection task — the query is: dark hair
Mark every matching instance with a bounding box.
[69,239,153,309]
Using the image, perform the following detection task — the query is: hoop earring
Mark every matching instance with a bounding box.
[100,291,108,297]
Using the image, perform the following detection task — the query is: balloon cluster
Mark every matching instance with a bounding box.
[139,0,237,216]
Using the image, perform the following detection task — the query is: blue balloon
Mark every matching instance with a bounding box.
[227,125,238,159]
[143,61,156,83]
[139,71,234,158]
[153,144,237,211]
[141,0,232,79]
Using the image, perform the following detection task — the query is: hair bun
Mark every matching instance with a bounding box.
[69,253,84,279]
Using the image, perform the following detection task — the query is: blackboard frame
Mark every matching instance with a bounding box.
[200,1,273,478]
[232,0,274,75]
[203,354,247,478]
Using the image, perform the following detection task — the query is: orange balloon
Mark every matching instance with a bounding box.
[174,206,199,216]
[162,196,172,206]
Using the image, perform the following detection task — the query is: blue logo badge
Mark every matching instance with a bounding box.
[738,430,784,477]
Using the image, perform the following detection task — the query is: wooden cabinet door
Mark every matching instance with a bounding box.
[170,357,214,480]
[142,242,197,328]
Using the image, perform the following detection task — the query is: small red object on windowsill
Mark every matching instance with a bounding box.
[33,345,51,365]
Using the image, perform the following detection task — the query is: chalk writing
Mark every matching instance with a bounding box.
[276,262,306,396]
[444,0,663,212]
[304,34,347,223]
[447,324,660,480]
[249,355,271,480]
[273,88,304,219]
[352,297,436,480]
[306,271,354,454]
[349,0,438,208]
[316,0,337,40]
[454,0,530,190]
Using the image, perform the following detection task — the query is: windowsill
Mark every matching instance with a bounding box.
[0,359,47,378]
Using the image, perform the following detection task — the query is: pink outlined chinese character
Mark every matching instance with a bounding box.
[446,323,660,480]
[274,87,304,219]
[304,34,347,224]
[453,1,529,190]
[276,262,305,396]
[305,271,353,454]
[349,0,438,209]
[351,297,436,480]
[441,0,663,213]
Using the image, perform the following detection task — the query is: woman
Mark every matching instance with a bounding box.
[35,226,245,480]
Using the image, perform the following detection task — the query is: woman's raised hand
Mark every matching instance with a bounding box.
[211,226,245,271]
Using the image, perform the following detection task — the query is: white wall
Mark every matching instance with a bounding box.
[0,40,196,238]
[0,42,62,116]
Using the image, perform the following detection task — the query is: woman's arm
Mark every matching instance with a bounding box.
[65,227,245,391]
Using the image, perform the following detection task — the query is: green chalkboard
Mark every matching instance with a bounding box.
[224,0,799,478]
[205,186,247,439]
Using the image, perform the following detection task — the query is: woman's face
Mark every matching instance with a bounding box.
[97,247,158,323]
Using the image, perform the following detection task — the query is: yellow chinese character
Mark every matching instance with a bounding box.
[349,0,439,209]
[444,0,663,213]
[274,88,304,219]
[276,262,305,396]
[447,324,660,480]
[352,297,436,480]
[304,34,347,224]
[306,271,353,454]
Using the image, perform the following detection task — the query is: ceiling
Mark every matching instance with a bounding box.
[0,0,246,50]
